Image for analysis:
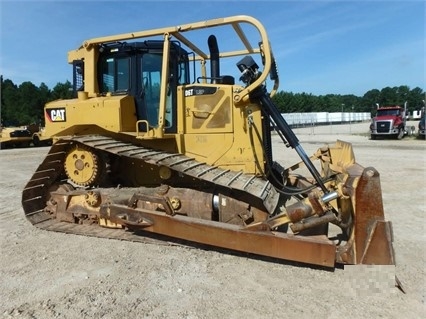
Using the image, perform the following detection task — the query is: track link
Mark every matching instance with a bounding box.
[22,135,281,241]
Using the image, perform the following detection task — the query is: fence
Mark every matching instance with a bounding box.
[281,112,370,127]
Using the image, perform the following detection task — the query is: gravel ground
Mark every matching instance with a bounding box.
[1,122,425,319]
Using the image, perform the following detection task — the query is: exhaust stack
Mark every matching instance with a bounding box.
[208,35,220,83]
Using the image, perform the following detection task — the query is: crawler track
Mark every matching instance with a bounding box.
[22,135,281,242]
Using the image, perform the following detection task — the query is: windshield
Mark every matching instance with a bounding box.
[377,109,400,117]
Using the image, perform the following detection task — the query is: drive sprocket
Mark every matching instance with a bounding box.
[64,144,103,186]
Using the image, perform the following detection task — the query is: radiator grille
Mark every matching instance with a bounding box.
[376,121,391,133]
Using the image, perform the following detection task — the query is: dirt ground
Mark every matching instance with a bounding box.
[1,122,425,319]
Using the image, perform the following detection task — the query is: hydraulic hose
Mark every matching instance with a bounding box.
[251,86,328,194]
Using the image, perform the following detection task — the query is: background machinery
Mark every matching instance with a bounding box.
[370,102,414,139]
[22,15,396,269]
[0,123,51,148]
[0,125,36,148]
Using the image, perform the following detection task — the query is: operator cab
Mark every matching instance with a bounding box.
[73,41,191,133]
[98,41,190,133]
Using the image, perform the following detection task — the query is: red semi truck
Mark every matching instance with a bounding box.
[370,102,411,140]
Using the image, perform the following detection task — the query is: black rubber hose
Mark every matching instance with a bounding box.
[250,86,328,193]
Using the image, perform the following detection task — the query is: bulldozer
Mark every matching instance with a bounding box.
[22,15,396,271]
[0,123,52,149]
[1,124,39,148]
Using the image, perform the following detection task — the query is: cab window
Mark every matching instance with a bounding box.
[101,57,130,93]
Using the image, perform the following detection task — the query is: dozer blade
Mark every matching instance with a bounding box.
[103,203,337,267]
[336,166,395,266]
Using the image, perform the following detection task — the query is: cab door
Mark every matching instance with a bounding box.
[136,51,178,133]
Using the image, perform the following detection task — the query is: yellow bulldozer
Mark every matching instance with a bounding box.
[0,124,52,149]
[22,15,396,272]
[0,125,36,148]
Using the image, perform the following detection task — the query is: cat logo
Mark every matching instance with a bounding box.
[46,108,66,122]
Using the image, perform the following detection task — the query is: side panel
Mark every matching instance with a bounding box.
[44,95,137,137]
[179,84,265,174]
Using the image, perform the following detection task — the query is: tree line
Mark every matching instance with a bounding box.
[1,76,424,127]
[271,86,425,114]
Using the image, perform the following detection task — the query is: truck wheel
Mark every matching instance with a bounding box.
[371,135,376,140]
[397,129,404,140]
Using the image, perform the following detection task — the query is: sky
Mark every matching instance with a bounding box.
[0,0,424,96]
